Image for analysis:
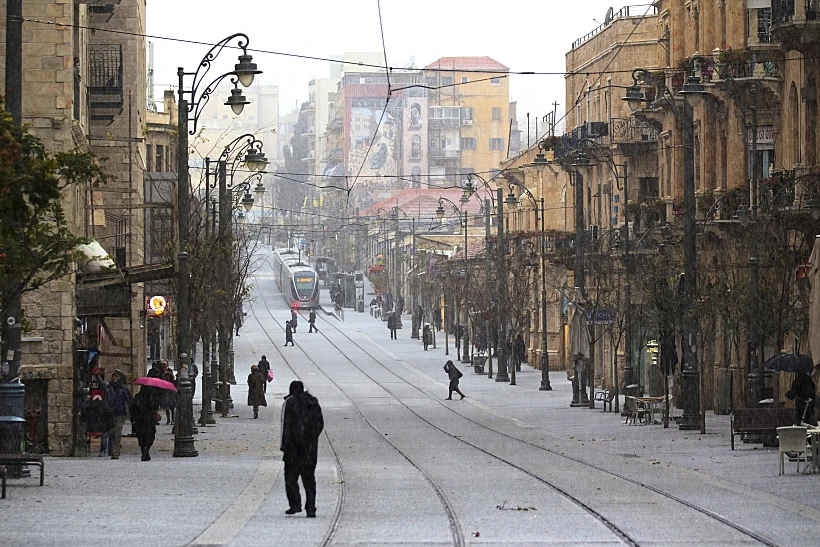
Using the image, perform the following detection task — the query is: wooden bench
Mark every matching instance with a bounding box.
[0,454,45,486]
[1,465,5,499]
[730,408,795,450]
[594,390,616,412]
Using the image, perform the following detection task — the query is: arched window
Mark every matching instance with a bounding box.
[410,135,422,159]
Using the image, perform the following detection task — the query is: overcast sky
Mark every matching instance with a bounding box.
[147,1,650,136]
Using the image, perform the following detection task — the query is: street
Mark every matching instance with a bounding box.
[2,253,820,546]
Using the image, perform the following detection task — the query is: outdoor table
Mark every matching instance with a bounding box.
[635,396,665,424]
[804,428,820,474]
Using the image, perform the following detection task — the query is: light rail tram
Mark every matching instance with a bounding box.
[271,247,320,309]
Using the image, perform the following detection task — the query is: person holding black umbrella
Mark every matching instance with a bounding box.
[786,372,816,425]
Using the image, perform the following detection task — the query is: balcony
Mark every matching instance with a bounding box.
[771,0,820,50]
[428,118,461,128]
[610,117,657,144]
[87,44,123,125]
[429,149,460,159]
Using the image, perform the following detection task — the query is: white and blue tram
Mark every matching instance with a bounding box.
[271,248,320,309]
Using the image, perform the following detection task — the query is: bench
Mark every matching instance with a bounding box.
[594,390,616,412]
[0,454,45,486]
[730,408,795,450]
[1,465,5,498]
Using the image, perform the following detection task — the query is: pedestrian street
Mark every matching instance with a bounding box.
[2,260,820,546]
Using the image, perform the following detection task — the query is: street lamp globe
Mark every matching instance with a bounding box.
[241,192,254,212]
[234,53,262,87]
[436,202,446,220]
[504,188,518,207]
[680,74,705,108]
[254,181,266,201]
[243,150,267,172]
[623,84,645,112]
[572,150,591,174]
[225,85,249,115]
[531,149,550,174]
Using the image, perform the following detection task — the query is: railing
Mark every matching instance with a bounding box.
[429,149,460,159]
[610,118,657,143]
[428,118,460,127]
[772,0,819,24]
[87,44,122,92]
[571,4,658,49]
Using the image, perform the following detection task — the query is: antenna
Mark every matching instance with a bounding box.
[146,41,157,112]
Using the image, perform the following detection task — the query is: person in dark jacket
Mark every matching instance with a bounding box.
[281,380,324,518]
[786,371,817,425]
[513,333,526,372]
[308,309,318,333]
[444,360,465,400]
[285,321,295,346]
[423,323,431,351]
[388,312,398,339]
[248,365,267,419]
[130,386,159,461]
[257,355,271,392]
[162,368,176,425]
[103,369,132,459]
[291,309,298,332]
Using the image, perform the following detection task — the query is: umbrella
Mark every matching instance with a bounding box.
[133,377,177,391]
[763,353,814,374]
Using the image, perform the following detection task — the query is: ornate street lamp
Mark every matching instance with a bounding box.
[175,33,262,457]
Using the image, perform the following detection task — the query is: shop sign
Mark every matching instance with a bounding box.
[147,295,167,316]
[746,125,774,145]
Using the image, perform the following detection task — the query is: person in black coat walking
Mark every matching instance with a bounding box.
[444,360,465,400]
[291,309,298,332]
[130,386,159,461]
[308,309,318,332]
[281,381,324,518]
[257,355,271,392]
[423,323,431,350]
[285,321,295,346]
[388,312,398,339]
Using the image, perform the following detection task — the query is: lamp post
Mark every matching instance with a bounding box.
[511,155,553,391]
[627,67,702,430]
[567,152,589,406]
[746,85,764,411]
[465,174,498,379]
[436,195,471,363]
[174,33,260,457]
[573,139,633,392]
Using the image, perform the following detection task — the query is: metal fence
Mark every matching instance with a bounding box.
[87,44,123,92]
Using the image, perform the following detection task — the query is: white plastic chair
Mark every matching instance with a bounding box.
[777,426,808,475]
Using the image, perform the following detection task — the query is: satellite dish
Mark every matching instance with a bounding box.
[604,7,614,25]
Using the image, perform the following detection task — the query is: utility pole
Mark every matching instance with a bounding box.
[485,198,494,379]
[495,188,510,383]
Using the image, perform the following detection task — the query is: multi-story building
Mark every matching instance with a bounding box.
[422,56,510,187]
[1,0,154,455]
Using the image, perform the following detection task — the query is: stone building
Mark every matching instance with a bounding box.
[1,0,150,455]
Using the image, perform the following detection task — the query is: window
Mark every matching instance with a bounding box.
[461,107,473,120]
[328,92,335,102]
[145,144,153,172]
[489,138,505,151]
[410,135,422,158]
[426,76,437,86]
[491,107,502,121]
[156,145,164,172]
[490,78,501,86]
[460,137,476,150]
[441,76,454,86]
[461,77,468,84]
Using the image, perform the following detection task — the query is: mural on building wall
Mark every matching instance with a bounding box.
[348,106,399,186]
[403,97,428,187]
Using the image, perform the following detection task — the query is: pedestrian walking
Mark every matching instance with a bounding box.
[103,369,132,459]
[247,365,267,419]
[285,320,295,346]
[308,309,318,333]
[443,360,465,400]
[257,355,271,392]
[161,368,176,425]
[423,323,431,351]
[130,386,159,461]
[388,312,398,339]
[281,381,324,518]
[291,309,298,332]
[514,333,526,372]
[188,360,199,398]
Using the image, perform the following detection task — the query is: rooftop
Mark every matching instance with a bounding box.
[423,56,509,73]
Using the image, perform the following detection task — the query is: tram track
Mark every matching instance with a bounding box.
[249,272,464,547]
[283,293,779,546]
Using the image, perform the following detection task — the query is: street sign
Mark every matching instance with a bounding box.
[585,309,615,325]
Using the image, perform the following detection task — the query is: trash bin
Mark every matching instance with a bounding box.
[0,382,27,476]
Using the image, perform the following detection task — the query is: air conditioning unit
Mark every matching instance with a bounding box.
[462,119,473,126]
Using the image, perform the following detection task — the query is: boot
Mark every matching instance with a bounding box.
[254,408,258,419]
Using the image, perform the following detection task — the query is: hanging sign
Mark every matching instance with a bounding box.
[147,295,167,316]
